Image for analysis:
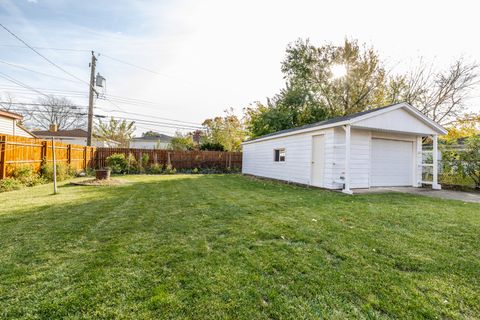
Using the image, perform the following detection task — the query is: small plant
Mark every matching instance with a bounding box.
[41,162,76,181]
[127,153,139,174]
[192,168,199,174]
[106,153,129,174]
[141,154,149,168]
[164,164,177,174]
[22,175,46,187]
[149,163,164,174]
[0,178,23,193]
[10,165,35,182]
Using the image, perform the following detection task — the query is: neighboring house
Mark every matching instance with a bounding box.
[0,110,36,138]
[242,102,448,193]
[129,134,173,149]
[32,126,120,147]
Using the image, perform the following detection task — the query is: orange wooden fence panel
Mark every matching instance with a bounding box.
[1,136,242,180]
[0,135,96,179]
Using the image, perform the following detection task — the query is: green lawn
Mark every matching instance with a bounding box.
[0,175,479,319]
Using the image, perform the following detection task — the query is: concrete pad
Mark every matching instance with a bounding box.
[353,187,480,203]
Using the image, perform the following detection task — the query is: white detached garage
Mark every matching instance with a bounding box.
[242,103,447,194]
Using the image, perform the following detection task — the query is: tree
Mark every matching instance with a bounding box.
[142,130,161,137]
[95,117,135,147]
[168,132,194,151]
[30,95,85,130]
[246,38,388,138]
[245,38,479,138]
[0,92,16,112]
[202,108,245,151]
[388,59,479,125]
[442,113,480,143]
[281,38,388,116]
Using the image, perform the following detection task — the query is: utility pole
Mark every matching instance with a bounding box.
[87,51,97,146]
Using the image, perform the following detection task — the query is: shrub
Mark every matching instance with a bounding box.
[200,142,225,151]
[127,153,139,173]
[192,168,199,174]
[164,164,177,174]
[41,162,76,181]
[10,165,35,182]
[457,136,480,189]
[149,163,164,174]
[22,175,46,187]
[140,154,150,173]
[106,153,129,174]
[0,178,23,193]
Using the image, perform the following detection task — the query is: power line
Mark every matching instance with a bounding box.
[100,53,172,78]
[100,108,203,126]
[0,44,90,52]
[0,101,87,109]
[4,105,203,130]
[0,60,84,84]
[0,23,91,87]
[0,72,50,99]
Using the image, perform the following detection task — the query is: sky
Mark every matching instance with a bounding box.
[0,0,479,136]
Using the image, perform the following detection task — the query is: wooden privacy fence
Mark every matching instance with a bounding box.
[95,148,242,169]
[0,135,95,179]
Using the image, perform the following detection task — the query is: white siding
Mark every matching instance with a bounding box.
[0,117,15,135]
[15,126,35,138]
[129,140,170,149]
[243,127,422,190]
[324,128,371,189]
[242,129,331,185]
[0,117,34,138]
[354,108,437,135]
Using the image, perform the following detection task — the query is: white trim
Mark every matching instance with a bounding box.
[350,103,447,135]
[432,134,441,189]
[342,125,352,194]
[242,103,447,145]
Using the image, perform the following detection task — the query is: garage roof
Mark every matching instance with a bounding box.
[243,103,447,144]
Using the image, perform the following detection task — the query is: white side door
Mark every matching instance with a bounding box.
[311,135,325,187]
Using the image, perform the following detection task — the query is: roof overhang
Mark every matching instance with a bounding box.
[242,103,447,145]
[0,110,23,120]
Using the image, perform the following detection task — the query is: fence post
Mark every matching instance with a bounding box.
[41,140,47,160]
[67,144,72,164]
[83,146,87,170]
[0,136,6,179]
[90,148,95,169]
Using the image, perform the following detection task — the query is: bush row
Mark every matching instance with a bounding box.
[105,153,240,175]
[0,160,80,193]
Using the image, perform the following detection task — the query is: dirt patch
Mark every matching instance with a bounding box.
[71,178,127,186]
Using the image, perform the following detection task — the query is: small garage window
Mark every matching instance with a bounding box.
[274,148,286,162]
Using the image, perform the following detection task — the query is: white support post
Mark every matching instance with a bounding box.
[432,134,441,190]
[415,136,423,187]
[342,125,352,194]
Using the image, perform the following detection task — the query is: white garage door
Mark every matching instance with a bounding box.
[371,139,413,187]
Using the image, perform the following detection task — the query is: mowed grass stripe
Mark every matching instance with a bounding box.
[0,174,478,319]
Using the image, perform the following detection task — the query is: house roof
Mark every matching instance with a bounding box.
[32,128,88,138]
[0,109,23,120]
[243,102,447,144]
[132,134,173,142]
